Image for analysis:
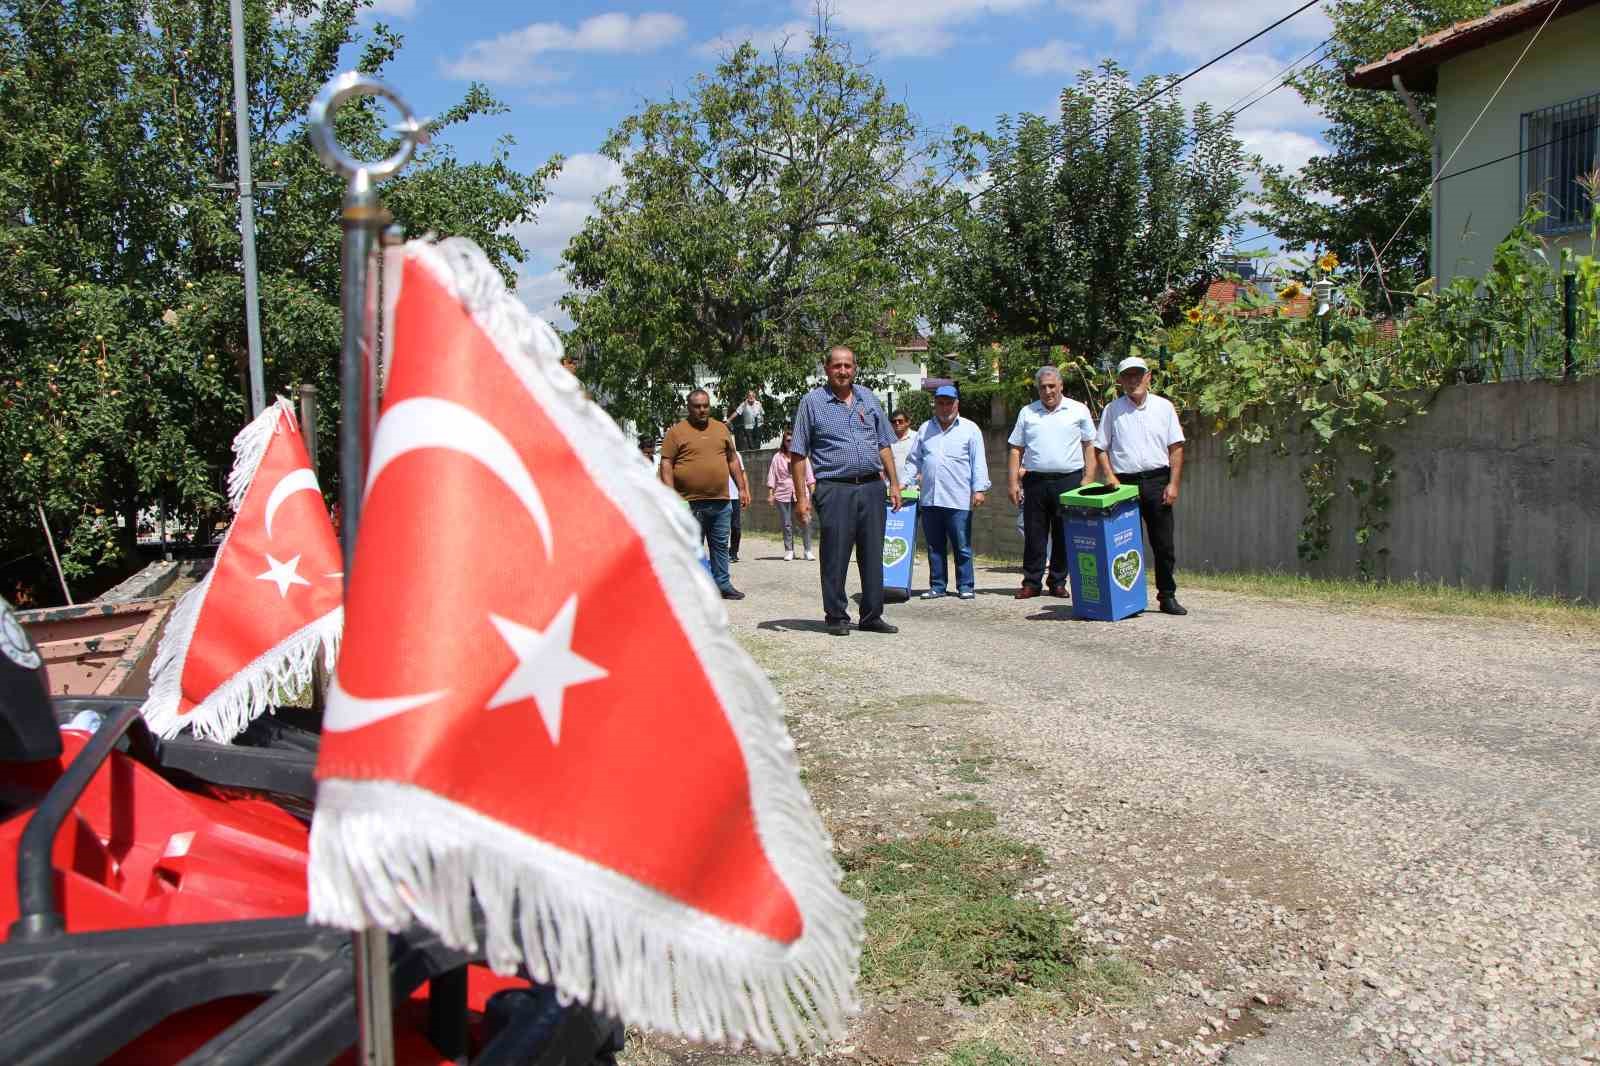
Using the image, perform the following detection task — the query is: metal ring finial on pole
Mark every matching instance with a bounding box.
[308,71,425,1066]
[307,73,428,184]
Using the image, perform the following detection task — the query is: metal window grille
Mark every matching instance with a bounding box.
[1522,92,1600,234]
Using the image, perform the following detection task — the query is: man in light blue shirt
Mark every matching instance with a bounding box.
[905,385,990,599]
[1007,365,1096,599]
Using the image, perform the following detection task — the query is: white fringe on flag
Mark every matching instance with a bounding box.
[308,238,863,1053]
[141,399,342,742]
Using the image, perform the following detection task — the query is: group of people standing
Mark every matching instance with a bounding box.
[654,345,1187,632]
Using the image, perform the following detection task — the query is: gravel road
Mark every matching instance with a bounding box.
[687,536,1600,1066]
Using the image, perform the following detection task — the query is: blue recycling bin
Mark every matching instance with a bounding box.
[1059,483,1147,620]
[882,486,919,602]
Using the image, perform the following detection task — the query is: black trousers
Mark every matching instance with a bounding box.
[730,499,742,558]
[813,478,886,625]
[1021,470,1083,590]
[1126,471,1178,595]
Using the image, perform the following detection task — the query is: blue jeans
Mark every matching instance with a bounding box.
[690,499,733,591]
[921,505,974,595]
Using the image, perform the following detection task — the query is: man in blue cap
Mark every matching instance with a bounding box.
[904,385,989,599]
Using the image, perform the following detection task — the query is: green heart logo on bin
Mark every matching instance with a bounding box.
[882,537,909,567]
[1111,549,1142,591]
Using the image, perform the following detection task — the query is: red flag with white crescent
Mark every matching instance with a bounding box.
[308,238,861,1051]
[141,398,343,741]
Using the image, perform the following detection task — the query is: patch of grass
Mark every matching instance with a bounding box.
[841,831,1084,1005]
[926,807,999,831]
[940,1039,1033,1066]
[953,751,996,784]
[973,546,1598,632]
[948,791,980,802]
[1182,570,1600,633]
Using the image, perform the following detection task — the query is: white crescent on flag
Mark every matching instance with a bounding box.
[325,394,561,734]
[366,397,554,560]
[263,468,321,539]
[324,676,446,733]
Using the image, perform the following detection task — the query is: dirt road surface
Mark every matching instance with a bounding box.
[624,538,1600,1066]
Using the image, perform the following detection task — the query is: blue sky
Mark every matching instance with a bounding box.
[356,0,1335,326]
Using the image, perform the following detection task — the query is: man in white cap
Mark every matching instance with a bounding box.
[1095,355,1187,615]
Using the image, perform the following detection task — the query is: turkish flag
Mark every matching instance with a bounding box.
[141,398,342,742]
[308,239,860,1052]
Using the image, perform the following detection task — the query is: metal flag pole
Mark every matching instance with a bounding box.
[227,0,267,418]
[307,72,427,1066]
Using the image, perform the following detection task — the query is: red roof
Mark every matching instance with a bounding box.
[1348,0,1600,92]
[1203,280,1311,319]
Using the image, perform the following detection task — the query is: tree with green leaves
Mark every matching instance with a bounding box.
[1251,0,1494,299]
[930,62,1246,365]
[561,32,977,436]
[0,0,556,600]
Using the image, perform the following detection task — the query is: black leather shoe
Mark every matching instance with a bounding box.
[857,619,898,634]
[1158,595,1187,616]
[721,587,745,600]
[827,621,850,636]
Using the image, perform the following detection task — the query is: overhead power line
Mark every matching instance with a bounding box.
[1434,130,1590,185]
[897,0,1331,241]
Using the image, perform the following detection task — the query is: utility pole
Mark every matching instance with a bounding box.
[228,0,266,418]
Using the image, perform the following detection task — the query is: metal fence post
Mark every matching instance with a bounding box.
[1563,272,1577,381]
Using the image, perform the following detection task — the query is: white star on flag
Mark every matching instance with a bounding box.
[487,595,607,745]
[256,553,311,598]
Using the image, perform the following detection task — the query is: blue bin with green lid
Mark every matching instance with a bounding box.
[1058,482,1147,620]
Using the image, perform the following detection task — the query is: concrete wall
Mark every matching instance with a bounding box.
[740,379,1600,600]
[1434,7,1600,286]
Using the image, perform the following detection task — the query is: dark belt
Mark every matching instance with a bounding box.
[1116,467,1170,482]
[1022,469,1080,478]
[817,474,880,485]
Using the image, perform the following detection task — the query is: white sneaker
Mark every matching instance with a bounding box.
[784,551,794,561]
[805,550,816,561]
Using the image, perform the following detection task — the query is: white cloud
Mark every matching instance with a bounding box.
[1013,39,1089,76]
[1176,51,1324,132]
[820,0,1042,57]
[510,152,623,256]
[1057,0,1142,38]
[518,267,574,331]
[367,0,416,15]
[1145,0,1330,62]
[443,13,687,84]
[509,153,626,328]
[1238,127,1322,175]
[697,20,814,57]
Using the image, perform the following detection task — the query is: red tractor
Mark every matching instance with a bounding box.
[0,600,624,1065]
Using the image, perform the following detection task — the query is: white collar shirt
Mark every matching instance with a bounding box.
[904,416,990,511]
[1095,392,1184,474]
[1007,397,1096,473]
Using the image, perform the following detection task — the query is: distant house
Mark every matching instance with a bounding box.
[1202,278,1313,319]
[1350,0,1600,285]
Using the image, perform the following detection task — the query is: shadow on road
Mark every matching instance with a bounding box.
[757,618,834,634]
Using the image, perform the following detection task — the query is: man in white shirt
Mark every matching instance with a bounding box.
[904,385,990,599]
[1007,365,1096,599]
[888,409,916,489]
[729,390,763,451]
[1095,355,1187,616]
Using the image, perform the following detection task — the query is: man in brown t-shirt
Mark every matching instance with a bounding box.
[661,389,749,600]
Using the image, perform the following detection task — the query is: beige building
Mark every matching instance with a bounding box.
[1351,0,1599,285]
